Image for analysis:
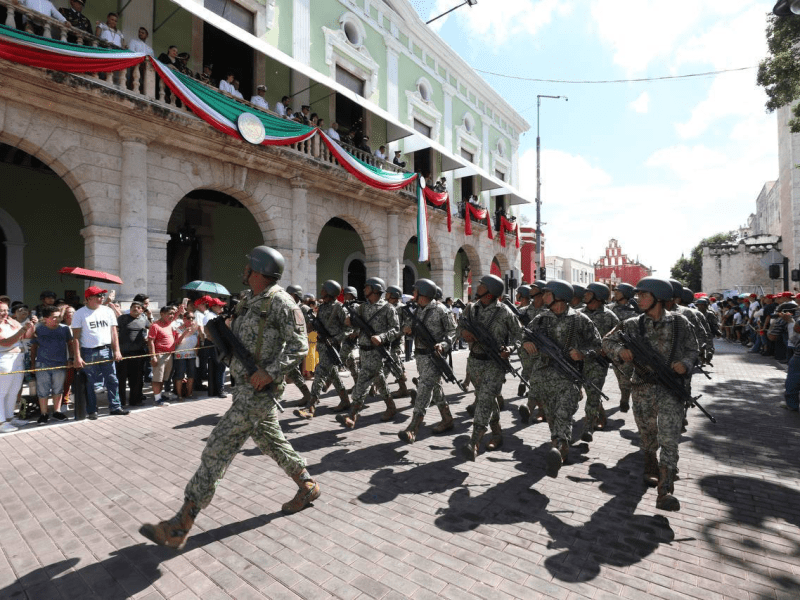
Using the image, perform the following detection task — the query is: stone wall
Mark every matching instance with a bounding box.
[701,236,781,294]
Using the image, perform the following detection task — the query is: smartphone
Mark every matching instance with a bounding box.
[105,290,116,303]
[182,297,189,307]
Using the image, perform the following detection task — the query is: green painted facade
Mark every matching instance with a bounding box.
[315,224,365,293]
[402,239,431,280]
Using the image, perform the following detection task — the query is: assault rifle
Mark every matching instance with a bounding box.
[344,304,404,380]
[307,310,344,368]
[205,315,284,412]
[523,326,609,401]
[502,297,531,326]
[460,308,528,390]
[401,303,466,392]
[617,331,716,423]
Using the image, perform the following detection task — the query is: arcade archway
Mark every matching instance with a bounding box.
[316,217,367,299]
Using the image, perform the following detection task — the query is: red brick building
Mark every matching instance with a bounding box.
[520,226,544,284]
[594,239,651,286]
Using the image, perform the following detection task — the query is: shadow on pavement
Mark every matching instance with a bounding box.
[0,512,284,599]
[172,413,221,429]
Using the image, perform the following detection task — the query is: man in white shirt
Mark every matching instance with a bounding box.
[219,71,235,95]
[276,96,289,117]
[327,122,341,141]
[95,12,124,47]
[374,145,387,161]
[71,286,129,419]
[13,0,67,23]
[232,80,244,99]
[250,84,269,110]
[127,27,154,57]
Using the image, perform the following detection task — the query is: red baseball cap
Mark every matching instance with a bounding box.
[766,294,775,299]
[209,298,226,306]
[782,291,793,297]
[84,285,108,299]
[194,295,213,307]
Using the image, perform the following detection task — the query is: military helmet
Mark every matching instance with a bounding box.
[343,286,357,297]
[571,284,587,299]
[544,279,574,303]
[365,277,386,295]
[321,280,342,298]
[531,279,547,295]
[680,288,695,305]
[413,278,437,299]
[586,282,611,302]
[695,296,709,305]
[669,279,684,299]
[386,285,403,299]
[246,246,284,280]
[635,277,674,301]
[286,285,303,299]
[516,285,531,299]
[478,274,504,298]
[435,286,443,300]
[616,283,635,299]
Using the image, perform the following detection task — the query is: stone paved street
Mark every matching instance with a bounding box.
[0,342,798,600]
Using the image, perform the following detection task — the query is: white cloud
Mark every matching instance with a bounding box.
[630,92,650,114]
[429,0,572,41]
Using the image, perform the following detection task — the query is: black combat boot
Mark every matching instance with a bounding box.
[656,466,680,511]
[462,426,486,461]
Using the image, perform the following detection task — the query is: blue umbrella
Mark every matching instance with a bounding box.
[181,280,231,296]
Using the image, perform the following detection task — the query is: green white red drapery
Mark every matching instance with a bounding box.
[422,187,452,232]
[464,202,494,240]
[416,180,429,262]
[499,215,519,248]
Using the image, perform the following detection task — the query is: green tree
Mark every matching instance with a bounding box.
[671,231,739,292]
[757,13,800,133]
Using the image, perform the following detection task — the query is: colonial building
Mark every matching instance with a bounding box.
[518,225,544,284]
[545,256,593,286]
[594,239,651,287]
[0,0,530,306]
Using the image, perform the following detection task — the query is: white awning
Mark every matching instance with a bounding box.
[168,0,532,205]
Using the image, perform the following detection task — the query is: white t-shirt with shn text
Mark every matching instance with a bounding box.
[72,305,117,348]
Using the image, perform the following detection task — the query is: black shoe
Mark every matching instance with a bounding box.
[195,384,208,391]
[110,408,130,416]
[519,404,531,424]
[87,413,98,420]
[51,412,67,421]
[580,430,593,442]
[545,447,562,478]
[517,383,526,397]
[37,414,49,424]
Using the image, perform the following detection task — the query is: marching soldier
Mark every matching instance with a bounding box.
[610,283,638,412]
[385,286,412,400]
[459,275,521,460]
[337,278,400,428]
[519,279,549,424]
[569,284,587,311]
[295,280,350,418]
[514,285,533,398]
[578,282,619,442]
[284,285,313,407]
[140,246,319,549]
[526,280,601,477]
[398,279,456,443]
[680,288,714,365]
[603,277,698,511]
[339,286,361,386]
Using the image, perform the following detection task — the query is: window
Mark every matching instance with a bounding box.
[463,113,475,133]
[344,21,362,45]
[495,170,505,182]
[205,0,255,33]
[336,66,365,96]
[461,148,474,163]
[418,80,432,102]
[414,119,432,138]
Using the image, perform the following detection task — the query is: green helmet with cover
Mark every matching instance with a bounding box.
[544,279,574,303]
[635,277,674,302]
[586,282,611,302]
[246,246,284,280]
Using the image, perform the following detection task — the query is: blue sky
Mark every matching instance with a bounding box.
[410,0,778,282]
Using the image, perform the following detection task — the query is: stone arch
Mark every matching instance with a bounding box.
[453,243,483,302]
[314,216,372,296]
[0,207,24,301]
[492,252,511,276]
[308,200,387,269]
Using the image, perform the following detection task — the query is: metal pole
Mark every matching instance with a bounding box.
[426,0,469,25]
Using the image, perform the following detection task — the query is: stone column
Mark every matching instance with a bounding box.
[147,231,172,307]
[386,211,400,287]
[118,128,151,299]
[289,178,310,289]
[81,224,122,294]
[365,260,391,284]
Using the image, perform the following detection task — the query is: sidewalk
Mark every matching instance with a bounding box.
[0,343,797,599]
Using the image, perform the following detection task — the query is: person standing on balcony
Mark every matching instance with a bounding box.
[127,27,154,56]
[250,85,269,110]
[219,71,235,95]
[276,96,290,117]
[158,45,178,67]
[95,12,124,47]
[58,0,91,35]
[13,0,67,26]
[177,52,193,77]
[327,121,341,141]
[374,146,387,161]
[393,150,406,168]
[231,80,244,99]
[196,63,215,86]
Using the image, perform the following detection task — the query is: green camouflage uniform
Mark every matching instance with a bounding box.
[385,302,408,383]
[411,301,456,418]
[340,301,361,379]
[520,304,547,408]
[610,302,637,397]
[528,308,601,444]
[602,312,698,470]
[578,306,620,428]
[672,305,703,396]
[458,301,521,430]
[185,284,309,509]
[287,303,311,389]
[310,301,349,397]
[350,299,400,412]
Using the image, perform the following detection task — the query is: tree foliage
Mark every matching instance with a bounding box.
[757,13,800,133]
[670,231,739,292]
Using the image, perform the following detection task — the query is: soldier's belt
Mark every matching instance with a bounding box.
[415,348,433,355]
[359,345,377,351]
[469,351,491,361]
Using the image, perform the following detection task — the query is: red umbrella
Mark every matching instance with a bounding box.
[59,267,123,285]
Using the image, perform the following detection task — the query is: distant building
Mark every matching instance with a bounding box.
[594,239,652,286]
[545,256,593,284]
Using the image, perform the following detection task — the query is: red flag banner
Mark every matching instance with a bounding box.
[464,203,493,240]
[422,187,451,232]
[499,215,520,248]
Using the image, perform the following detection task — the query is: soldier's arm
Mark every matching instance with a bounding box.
[381,306,400,344]
[678,315,699,372]
[332,304,348,344]
[262,301,308,382]
[577,314,602,355]
[602,320,628,361]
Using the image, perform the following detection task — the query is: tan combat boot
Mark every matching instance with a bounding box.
[545,440,563,478]
[139,500,200,550]
[485,420,504,451]
[331,389,350,412]
[431,405,454,434]
[381,396,397,421]
[282,469,321,514]
[656,467,680,511]
[336,406,358,429]
[391,377,409,399]
[643,451,659,487]
[462,426,486,461]
[398,413,424,443]
[294,396,318,420]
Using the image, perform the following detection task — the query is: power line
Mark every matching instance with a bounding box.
[474,66,756,84]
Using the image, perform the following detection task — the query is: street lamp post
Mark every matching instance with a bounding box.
[536,94,567,280]
[426,0,478,25]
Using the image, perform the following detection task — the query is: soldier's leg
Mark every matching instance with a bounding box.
[518,352,533,398]
[544,378,580,478]
[286,365,312,407]
[399,358,436,443]
[631,385,660,487]
[338,352,382,428]
[613,363,633,412]
[581,365,608,441]
[655,388,682,511]
[463,361,503,460]
[429,380,453,433]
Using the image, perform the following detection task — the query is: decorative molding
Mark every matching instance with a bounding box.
[264,0,277,30]
[405,89,442,142]
[323,21,380,98]
[455,124,481,161]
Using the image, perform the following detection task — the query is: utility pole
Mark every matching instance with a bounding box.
[536,94,567,280]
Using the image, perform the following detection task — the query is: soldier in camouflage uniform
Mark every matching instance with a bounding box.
[527,280,601,478]
[680,288,714,365]
[340,286,361,385]
[458,275,522,461]
[295,280,351,419]
[514,285,533,398]
[603,276,697,511]
[695,296,720,357]
[385,286,413,400]
[519,279,549,424]
[398,279,456,443]
[610,283,638,412]
[140,246,320,550]
[578,282,620,442]
[283,285,313,407]
[337,277,400,428]
[667,281,705,431]
[569,284,586,311]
